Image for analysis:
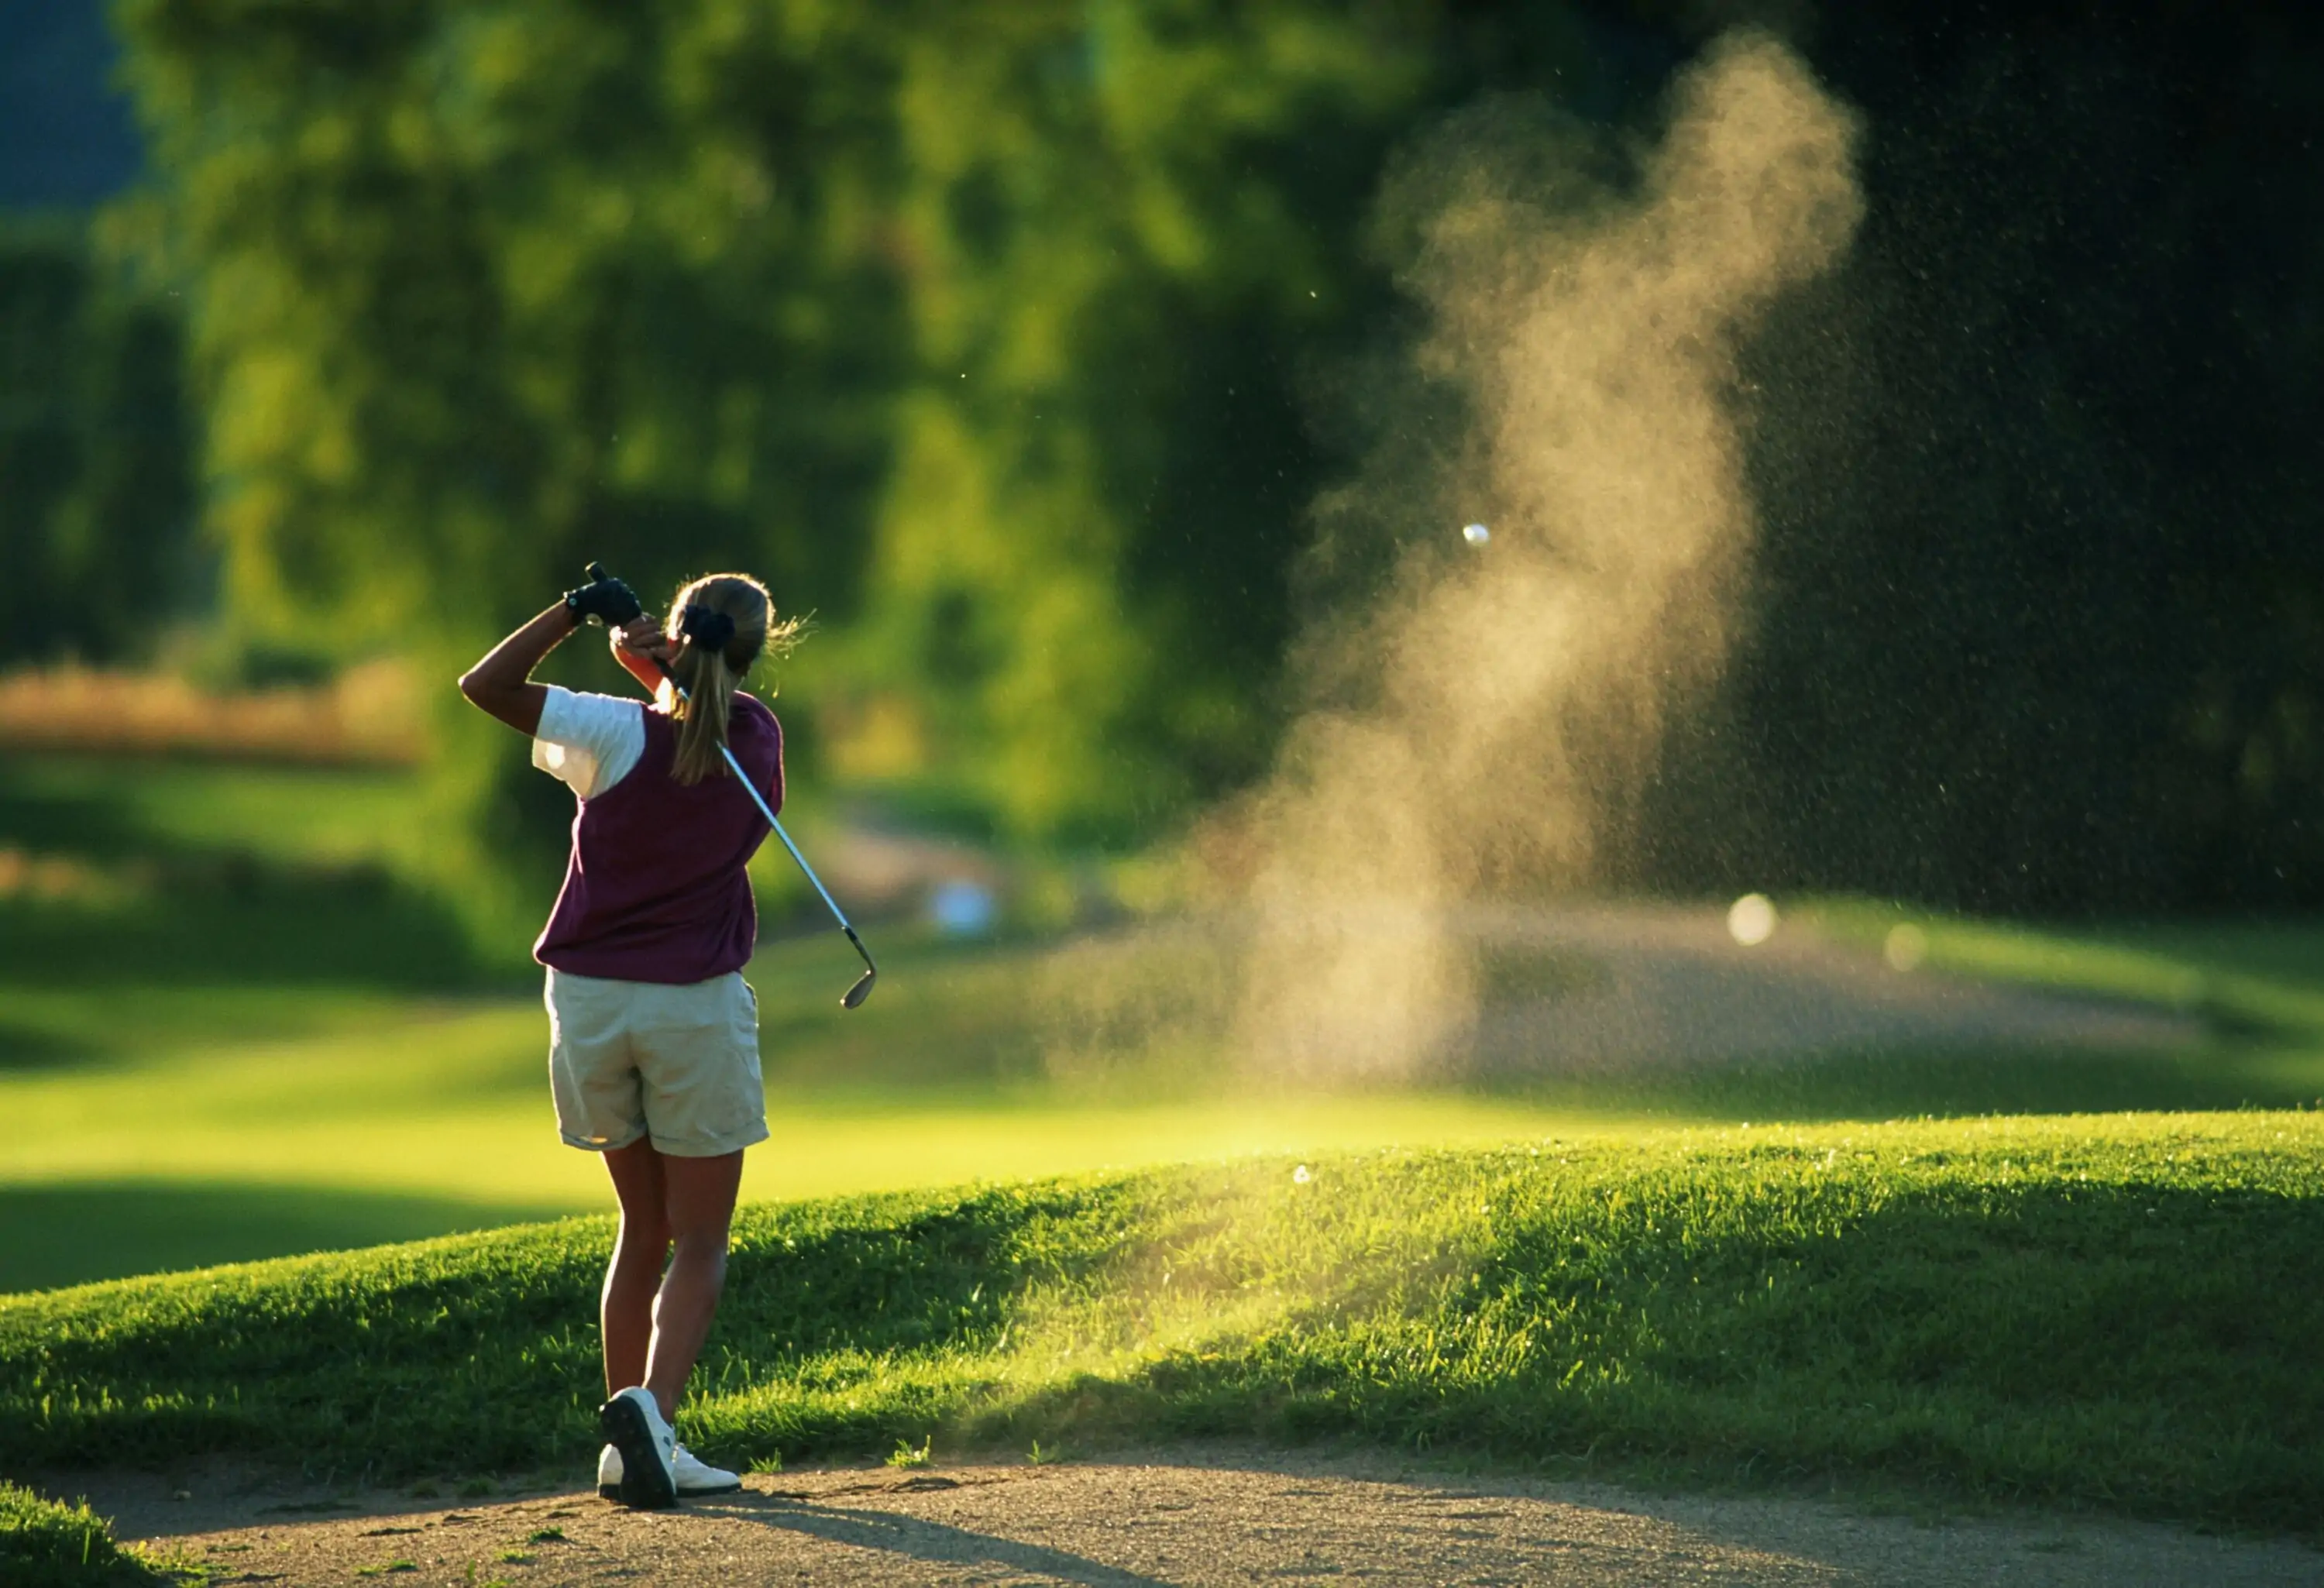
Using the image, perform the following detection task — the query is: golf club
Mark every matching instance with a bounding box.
[581,562,877,1010]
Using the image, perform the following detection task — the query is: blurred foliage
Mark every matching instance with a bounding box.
[108,0,1497,865]
[61,0,2324,914]
[0,217,195,665]
[115,0,904,648]
[851,5,1429,838]
[105,1,865,926]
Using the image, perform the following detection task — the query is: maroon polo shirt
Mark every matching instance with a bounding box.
[533,694,782,984]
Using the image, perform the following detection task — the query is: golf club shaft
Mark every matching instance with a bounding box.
[717,739,869,948]
[658,660,875,979]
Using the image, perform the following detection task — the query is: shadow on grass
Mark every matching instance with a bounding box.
[951,1177,2324,1533]
[0,752,492,990]
[0,1181,576,1294]
[0,869,483,991]
[0,1021,97,1071]
[715,1181,1131,1360]
[11,1156,2324,1532]
[0,1181,1093,1472]
[1492,1042,2324,1121]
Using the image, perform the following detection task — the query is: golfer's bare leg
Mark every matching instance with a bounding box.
[645,1148,744,1422]
[600,1139,671,1399]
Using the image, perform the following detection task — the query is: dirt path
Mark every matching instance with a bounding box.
[73,1449,2322,1587]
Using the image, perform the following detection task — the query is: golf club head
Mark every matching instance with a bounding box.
[841,968,876,1010]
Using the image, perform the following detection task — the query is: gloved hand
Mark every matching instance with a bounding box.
[564,569,642,627]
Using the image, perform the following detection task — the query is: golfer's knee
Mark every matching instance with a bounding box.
[662,1191,736,1251]
[617,1205,671,1243]
[666,1223,731,1263]
[609,1248,666,1297]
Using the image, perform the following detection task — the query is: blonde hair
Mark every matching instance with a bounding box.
[660,572,804,785]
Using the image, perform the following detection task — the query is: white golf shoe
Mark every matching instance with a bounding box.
[596,1387,677,1509]
[597,1440,741,1501]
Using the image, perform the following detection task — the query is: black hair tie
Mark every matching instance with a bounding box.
[680,604,737,652]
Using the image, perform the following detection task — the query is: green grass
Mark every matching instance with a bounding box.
[0,885,1632,1291]
[7,1115,2322,1535]
[1800,897,2324,1043]
[0,1483,170,1586]
[14,914,2324,1292]
[12,751,2324,1536]
[0,754,480,992]
[9,775,2324,1292]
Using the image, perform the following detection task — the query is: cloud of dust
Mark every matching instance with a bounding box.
[1225,33,1862,1081]
[1038,33,1860,1088]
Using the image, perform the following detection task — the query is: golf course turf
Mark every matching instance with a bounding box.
[12,752,2324,1564]
[9,1115,2322,1539]
[0,1481,166,1586]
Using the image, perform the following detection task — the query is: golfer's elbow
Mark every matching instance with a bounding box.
[457,667,498,710]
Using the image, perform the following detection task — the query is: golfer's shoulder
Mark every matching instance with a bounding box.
[731,690,780,734]
[541,686,645,741]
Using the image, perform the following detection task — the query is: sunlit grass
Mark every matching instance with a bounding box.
[10,740,2324,1296]
[1798,897,2324,1043]
[0,753,422,870]
[11,902,2324,1291]
[0,1004,1614,1207]
[0,977,1617,1290]
[11,1115,2324,1535]
[0,1479,169,1586]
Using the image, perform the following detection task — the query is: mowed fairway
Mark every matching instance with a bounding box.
[13,753,2324,1558]
[9,751,2324,1297]
[0,952,1612,1291]
[0,989,1607,1208]
[14,1115,2324,1539]
[0,754,1621,1290]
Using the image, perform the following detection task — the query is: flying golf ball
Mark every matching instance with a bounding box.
[1463,522,1491,545]
[1726,892,1778,947]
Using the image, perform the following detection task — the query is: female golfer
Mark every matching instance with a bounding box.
[459,568,795,1510]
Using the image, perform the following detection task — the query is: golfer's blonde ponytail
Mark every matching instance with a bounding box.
[663,572,803,785]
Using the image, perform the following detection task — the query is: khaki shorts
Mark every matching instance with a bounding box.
[544,968,770,1157]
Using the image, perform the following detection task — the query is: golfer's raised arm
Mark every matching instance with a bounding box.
[459,570,642,733]
[457,603,575,734]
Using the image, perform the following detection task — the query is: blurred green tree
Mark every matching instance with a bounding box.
[845,2,1429,839]
[0,218,194,665]
[116,0,915,918]
[117,0,903,647]
[115,0,2324,919]
[112,0,1458,882]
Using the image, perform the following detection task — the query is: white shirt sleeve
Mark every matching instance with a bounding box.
[531,686,647,800]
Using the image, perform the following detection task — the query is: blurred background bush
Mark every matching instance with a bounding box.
[3,0,2322,944]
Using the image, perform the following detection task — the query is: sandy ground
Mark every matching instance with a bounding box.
[1458,902,2200,1071]
[62,1448,2322,1587]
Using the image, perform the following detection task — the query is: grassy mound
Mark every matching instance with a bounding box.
[0,1483,169,1586]
[7,1115,2324,1533]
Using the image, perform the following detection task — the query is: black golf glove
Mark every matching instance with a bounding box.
[564,572,641,627]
